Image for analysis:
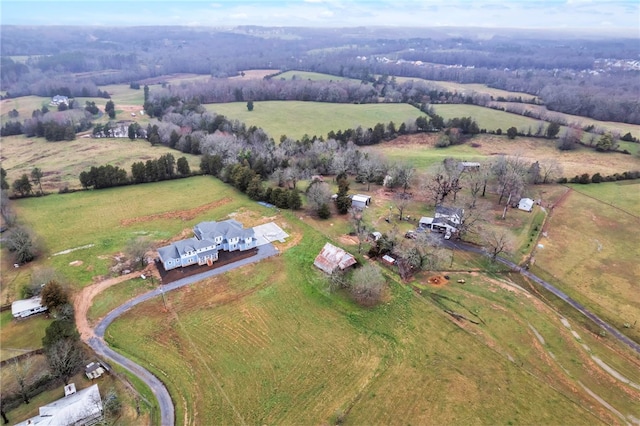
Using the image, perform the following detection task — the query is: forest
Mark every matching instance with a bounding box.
[1,25,639,124]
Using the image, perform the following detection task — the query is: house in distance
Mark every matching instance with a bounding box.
[158,219,256,271]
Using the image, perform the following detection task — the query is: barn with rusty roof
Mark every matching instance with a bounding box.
[313,242,357,274]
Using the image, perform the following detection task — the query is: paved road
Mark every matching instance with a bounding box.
[444,239,640,355]
[88,244,279,426]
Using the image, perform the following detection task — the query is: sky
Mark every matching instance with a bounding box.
[1,0,639,32]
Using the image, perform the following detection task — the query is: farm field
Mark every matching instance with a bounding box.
[0,134,201,192]
[205,101,426,141]
[105,221,640,425]
[370,133,640,178]
[393,75,539,102]
[534,182,640,343]
[431,103,546,132]
[0,176,267,298]
[277,70,352,81]
[490,101,640,140]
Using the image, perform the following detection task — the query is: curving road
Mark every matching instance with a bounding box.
[445,239,640,355]
[87,244,279,426]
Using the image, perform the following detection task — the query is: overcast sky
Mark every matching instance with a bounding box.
[1,0,639,32]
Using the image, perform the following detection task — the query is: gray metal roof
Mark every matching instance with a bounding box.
[313,242,357,274]
[193,219,255,241]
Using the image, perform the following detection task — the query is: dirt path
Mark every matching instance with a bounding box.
[74,268,157,341]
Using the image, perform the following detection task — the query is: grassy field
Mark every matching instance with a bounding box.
[87,277,157,324]
[205,101,427,141]
[0,177,268,299]
[277,70,352,82]
[490,102,640,140]
[0,310,51,360]
[534,182,640,343]
[432,104,546,132]
[104,218,640,425]
[393,76,539,102]
[370,133,640,178]
[1,135,201,192]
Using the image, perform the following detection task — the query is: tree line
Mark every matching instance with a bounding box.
[79,154,191,190]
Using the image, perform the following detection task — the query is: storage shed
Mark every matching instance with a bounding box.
[11,297,47,319]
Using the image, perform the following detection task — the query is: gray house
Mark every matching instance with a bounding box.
[193,219,257,252]
[16,383,102,426]
[157,219,256,271]
[157,238,218,271]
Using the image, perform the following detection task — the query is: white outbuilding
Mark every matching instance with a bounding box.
[11,297,47,319]
[518,197,535,212]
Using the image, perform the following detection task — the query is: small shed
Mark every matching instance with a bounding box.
[85,362,106,380]
[419,217,434,229]
[382,254,396,265]
[518,197,535,212]
[351,194,371,210]
[11,297,47,319]
[370,231,382,242]
[313,243,357,274]
[458,161,481,172]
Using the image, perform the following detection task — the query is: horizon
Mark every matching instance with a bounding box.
[1,0,639,35]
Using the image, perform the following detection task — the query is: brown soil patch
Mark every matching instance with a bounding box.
[428,275,449,286]
[338,235,359,246]
[120,197,232,226]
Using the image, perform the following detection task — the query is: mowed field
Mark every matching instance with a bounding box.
[206,101,427,141]
[534,182,640,343]
[1,135,201,192]
[370,133,640,178]
[105,220,640,425]
[277,70,352,81]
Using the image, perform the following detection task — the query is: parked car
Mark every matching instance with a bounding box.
[444,231,452,240]
[404,230,417,239]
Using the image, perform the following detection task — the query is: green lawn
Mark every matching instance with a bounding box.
[206,101,427,141]
[0,310,51,361]
[88,277,157,323]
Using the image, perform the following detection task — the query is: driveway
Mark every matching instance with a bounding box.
[87,243,279,426]
[443,239,640,355]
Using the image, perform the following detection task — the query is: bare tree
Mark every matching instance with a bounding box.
[8,357,35,404]
[492,154,529,206]
[357,154,386,191]
[306,181,332,214]
[389,163,415,194]
[350,263,387,306]
[482,229,514,262]
[393,193,411,221]
[349,207,368,254]
[45,338,84,385]
[421,159,463,206]
[5,226,39,264]
[463,164,491,208]
[125,236,153,269]
[539,159,563,184]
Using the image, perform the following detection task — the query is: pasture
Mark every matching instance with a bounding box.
[370,133,640,178]
[205,101,426,141]
[105,221,640,425]
[1,134,201,192]
[533,182,640,343]
[431,104,545,132]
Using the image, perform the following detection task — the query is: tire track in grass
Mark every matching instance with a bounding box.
[168,306,247,426]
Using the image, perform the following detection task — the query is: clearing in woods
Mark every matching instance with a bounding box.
[104,220,640,425]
